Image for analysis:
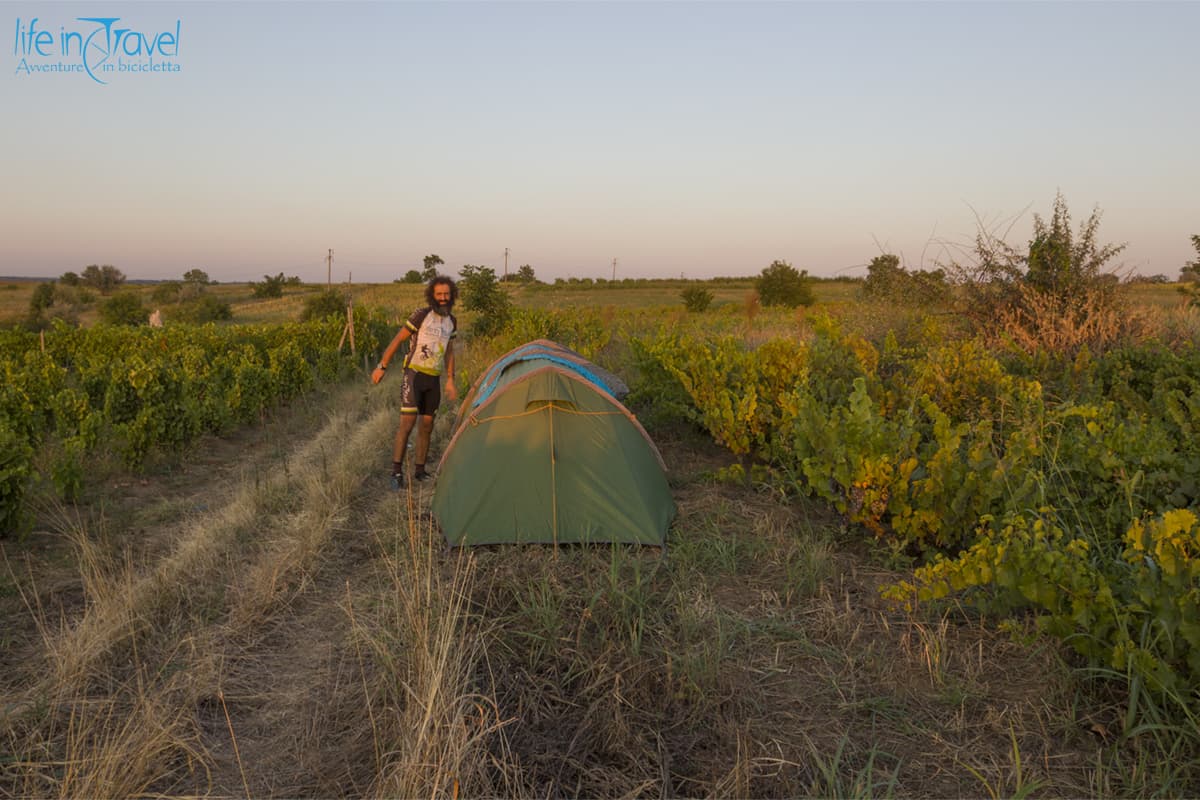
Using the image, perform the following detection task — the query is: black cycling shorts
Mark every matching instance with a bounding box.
[400,368,441,416]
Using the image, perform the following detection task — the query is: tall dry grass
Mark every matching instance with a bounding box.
[990,282,1129,355]
[2,381,402,796]
[350,513,511,799]
[4,676,207,798]
[965,280,1200,357]
[26,400,388,694]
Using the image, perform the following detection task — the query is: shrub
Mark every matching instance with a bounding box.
[680,286,714,312]
[756,260,814,308]
[54,285,95,306]
[99,292,147,326]
[177,281,203,303]
[300,289,348,322]
[459,265,512,337]
[1178,236,1200,302]
[29,281,55,313]
[0,420,33,536]
[494,307,610,358]
[1025,194,1125,296]
[152,281,182,304]
[948,192,1128,355]
[174,295,233,323]
[862,254,950,306]
[862,254,904,298]
[251,272,287,299]
[889,509,1200,699]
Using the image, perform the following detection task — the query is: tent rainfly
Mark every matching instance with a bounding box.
[433,340,675,546]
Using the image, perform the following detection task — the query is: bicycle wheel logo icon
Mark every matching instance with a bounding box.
[79,17,119,84]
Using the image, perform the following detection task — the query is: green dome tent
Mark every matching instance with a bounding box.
[433,340,675,546]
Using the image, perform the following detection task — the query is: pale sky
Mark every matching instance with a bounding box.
[2,1,1197,283]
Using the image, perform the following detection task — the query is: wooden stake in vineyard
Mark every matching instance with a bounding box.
[338,271,356,355]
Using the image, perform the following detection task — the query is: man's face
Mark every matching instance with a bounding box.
[433,283,452,314]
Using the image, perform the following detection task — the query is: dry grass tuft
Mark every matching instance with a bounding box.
[1127,302,1200,349]
[225,404,395,628]
[743,290,760,328]
[991,282,1131,355]
[5,667,206,798]
[354,511,509,799]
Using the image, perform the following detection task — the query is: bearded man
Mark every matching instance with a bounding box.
[372,275,459,488]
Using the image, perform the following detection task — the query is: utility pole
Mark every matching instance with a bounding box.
[612,257,618,282]
[326,248,333,288]
[504,247,509,280]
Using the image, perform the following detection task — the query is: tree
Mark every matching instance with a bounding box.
[99,292,147,326]
[458,264,512,336]
[81,264,126,294]
[516,264,537,284]
[756,260,814,308]
[251,272,287,299]
[400,270,423,284]
[862,254,904,299]
[1180,235,1200,282]
[183,268,210,285]
[422,254,444,281]
[59,271,80,287]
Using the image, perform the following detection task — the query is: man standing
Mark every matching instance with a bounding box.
[372,275,458,488]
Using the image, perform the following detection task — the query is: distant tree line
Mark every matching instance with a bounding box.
[20,265,235,331]
[57,264,126,294]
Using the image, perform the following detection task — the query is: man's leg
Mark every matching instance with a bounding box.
[391,368,422,486]
[413,414,435,479]
[391,413,418,485]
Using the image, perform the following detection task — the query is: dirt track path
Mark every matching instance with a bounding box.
[171,382,438,797]
[1,379,439,797]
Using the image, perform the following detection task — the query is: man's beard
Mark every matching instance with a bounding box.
[434,301,452,316]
